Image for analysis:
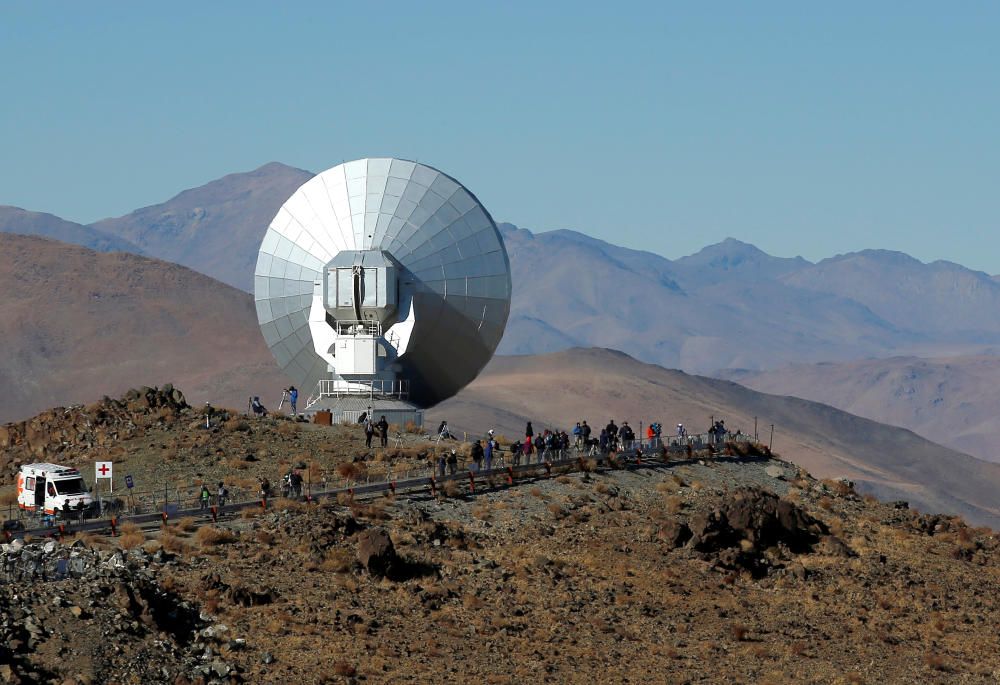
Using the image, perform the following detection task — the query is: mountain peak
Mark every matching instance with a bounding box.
[675,238,810,278]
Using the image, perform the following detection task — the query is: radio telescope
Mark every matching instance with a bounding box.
[253,158,511,423]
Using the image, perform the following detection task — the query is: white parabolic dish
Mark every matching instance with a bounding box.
[254,158,512,407]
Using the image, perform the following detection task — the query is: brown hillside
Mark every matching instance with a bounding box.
[0,234,284,421]
[724,354,1000,464]
[429,348,1000,528]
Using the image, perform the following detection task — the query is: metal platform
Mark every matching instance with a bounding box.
[303,394,424,427]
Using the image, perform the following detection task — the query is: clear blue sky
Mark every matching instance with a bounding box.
[2,2,999,271]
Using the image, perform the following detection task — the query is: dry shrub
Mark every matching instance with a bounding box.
[443,480,461,498]
[160,531,191,554]
[463,593,485,610]
[72,532,101,549]
[556,476,572,485]
[730,623,749,641]
[119,521,141,536]
[547,503,565,519]
[472,505,491,520]
[665,495,683,514]
[336,463,359,481]
[822,478,854,497]
[118,529,145,550]
[256,529,275,546]
[333,662,357,677]
[276,421,299,436]
[223,418,251,433]
[195,526,236,546]
[336,491,353,506]
[789,641,807,657]
[923,652,949,672]
[322,548,353,573]
[404,420,425,435]
[818,496,834,511]
[177,516,197,532]
[274,498,309,512]
[691,481,704,492]
[529,487,543,498]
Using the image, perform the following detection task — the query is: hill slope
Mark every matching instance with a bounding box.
[724,355,1000,464]
[89,162,313,290]
[0,205,140,254]
[0,234,285,420]
[16,163,996,375]
[428,348,1000,528]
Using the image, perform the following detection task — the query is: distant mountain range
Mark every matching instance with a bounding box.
[5,161,1000,375]
[6,161,1000,464]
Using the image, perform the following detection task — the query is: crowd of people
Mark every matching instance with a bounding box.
[430,416,737,477]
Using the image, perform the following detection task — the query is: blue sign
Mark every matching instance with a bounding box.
[125,475,134,489]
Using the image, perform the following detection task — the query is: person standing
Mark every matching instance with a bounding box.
[437,452,447,479]
[200,485,211,511]
[288,386,298,415]
[447,449,458,475]
[377,415,389,448]
[484,438,494,472]
[365,418,375,449]
[217,482,228,507]
[525,421,534,440]
[474,440,485,471]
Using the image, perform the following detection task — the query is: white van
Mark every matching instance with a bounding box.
[17,463,96,518]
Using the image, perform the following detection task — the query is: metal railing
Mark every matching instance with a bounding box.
[333,320,381,336]
[314,378,410,399]
[1,435,768,541]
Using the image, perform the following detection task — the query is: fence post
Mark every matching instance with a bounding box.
[506,467,514,485]
[109,517,117,537]
[429,476,437,497]
[469,471,476,494]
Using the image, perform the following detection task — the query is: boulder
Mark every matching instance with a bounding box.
[658,520,692,548]
[356,528,397,576]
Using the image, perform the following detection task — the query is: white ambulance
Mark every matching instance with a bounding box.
[16,463,96,518]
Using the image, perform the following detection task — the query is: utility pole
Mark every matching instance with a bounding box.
[769,424,775,451]
[754,416,758,441]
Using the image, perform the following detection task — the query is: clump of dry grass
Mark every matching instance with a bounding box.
[117,522,145,550]
[822,478,854,497]
[665,495,684,514]
[404,420,425,435]
[0,488,18,506]
[160,530,191,554]
[442,480,461,498]
[276,421,299,436]
[177,516,197,532]
[923,652,950,672]
[322,548,354,573]
[730,623,749,641]
[195,526,236,546]
[223,418,251,433]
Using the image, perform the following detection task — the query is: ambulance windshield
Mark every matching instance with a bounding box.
[54,478,86,495]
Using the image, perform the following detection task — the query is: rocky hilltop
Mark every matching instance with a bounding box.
[1,443,998,683]
[0,385,188,485]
